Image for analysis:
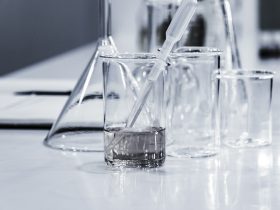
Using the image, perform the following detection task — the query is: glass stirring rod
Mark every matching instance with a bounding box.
[126,0,197,128]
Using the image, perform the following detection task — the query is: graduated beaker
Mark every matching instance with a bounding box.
[102,53,166,168]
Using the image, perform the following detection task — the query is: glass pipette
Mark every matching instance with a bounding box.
[126,0,197,127]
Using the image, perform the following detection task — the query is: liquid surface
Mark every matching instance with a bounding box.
[104,127,165,168]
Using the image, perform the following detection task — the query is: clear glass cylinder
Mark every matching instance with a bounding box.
[142,0,226,49]
[166,47,221,158]
[101,54,166,168]
[215,70,274,148]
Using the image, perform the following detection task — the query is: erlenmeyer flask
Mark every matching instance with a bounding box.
[44,0,115,151]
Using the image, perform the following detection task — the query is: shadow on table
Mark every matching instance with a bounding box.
[77,154,220,176]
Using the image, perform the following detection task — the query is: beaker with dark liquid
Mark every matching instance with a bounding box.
[101,53,166,168]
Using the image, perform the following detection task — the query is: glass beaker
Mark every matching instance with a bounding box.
[215,70,274,148]
[138,0,239,68]
[166,47,221,158]
[101,53,166,168]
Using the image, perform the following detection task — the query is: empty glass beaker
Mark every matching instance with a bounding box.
[139,0,239,68]
[166,47,221,158]
[102,53,166,168]
[215,70,274,148]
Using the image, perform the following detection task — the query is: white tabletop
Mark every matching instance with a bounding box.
[1,43,280,210]
[1,130,280,210]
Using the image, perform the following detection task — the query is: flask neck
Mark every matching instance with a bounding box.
[98,0,112,38]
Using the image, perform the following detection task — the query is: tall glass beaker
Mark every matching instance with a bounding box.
[138,0,240,68]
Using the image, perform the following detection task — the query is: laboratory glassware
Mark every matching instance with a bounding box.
[215,70,274,148]
[44,0,115,151]
[44,0,240,152]
[102,53,166,168]
[142,0,241,68]
[104,0,196,155]
[167,47,221,158]
[44,0,196,152]
[124,0,197,128]
[44,0,196,151]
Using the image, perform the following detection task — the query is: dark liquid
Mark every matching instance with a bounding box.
[104,127,165,168]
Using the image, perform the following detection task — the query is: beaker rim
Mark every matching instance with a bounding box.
[215,70,275,79]
[100,53,157,62]
[172,46,222,57]
[100,47,221,61]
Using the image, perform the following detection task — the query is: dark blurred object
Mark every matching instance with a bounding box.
[259,47,280,59]
[183,14,206,46]
[259,0,280,60]
[0,0,99,75]
[154,3,206,47]
[259,0,280,30]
